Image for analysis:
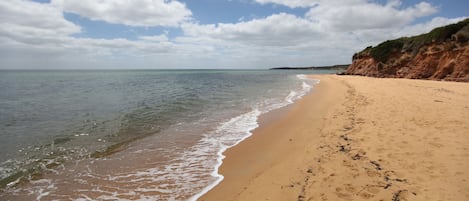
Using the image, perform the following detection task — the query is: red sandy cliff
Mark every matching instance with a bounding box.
[347,18,469,82]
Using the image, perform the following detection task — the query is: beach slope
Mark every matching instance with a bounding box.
[200,75,469,201]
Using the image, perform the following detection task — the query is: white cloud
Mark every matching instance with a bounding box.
[396,16,468,37]
[140,34,169,43]
[345,16,468,48]
[51,0,192,27]
[0,0,466,69]
[0,0,80,37]
[0,0,184,68]
[254,0,439,33]
[254,0,365,8]
[182,13,322,47]
[306,1,438,31]
[254,0,316,8]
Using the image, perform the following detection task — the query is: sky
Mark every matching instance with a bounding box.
[0,0,467,69]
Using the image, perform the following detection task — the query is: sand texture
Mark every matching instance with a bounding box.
[199,75,469,201]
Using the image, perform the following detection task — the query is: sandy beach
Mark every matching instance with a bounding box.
[200,75,469,201]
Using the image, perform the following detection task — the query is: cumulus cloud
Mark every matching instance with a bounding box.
[306,1,438,31]
[0,0,466,69]
[256,0,438,31]
[0,0,189,68]
[182,13,323,47]
[140,34,169,43]
[0,0,80,38]
[51,0,192,27]
[395,17,468,37]
[254,0,365,8]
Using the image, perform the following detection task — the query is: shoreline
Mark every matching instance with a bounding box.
[199,75,469,201]
[190,76,320,201]
[1,72,317,201]
[199,74,343,200]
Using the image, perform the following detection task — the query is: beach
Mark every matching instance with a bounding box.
[200,75,469,201]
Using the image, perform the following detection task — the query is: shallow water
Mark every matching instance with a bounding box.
[0,69,328,200]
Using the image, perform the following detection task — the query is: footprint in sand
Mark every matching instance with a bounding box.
[397,141,409,148]
[428,142,444,148]
[367,170,381,178]
[359,191,374,199]
[423,150,434,157]
[376,147,386,153]
[344,183,357,193]
[366,185,381,194]
[335,188,352,199]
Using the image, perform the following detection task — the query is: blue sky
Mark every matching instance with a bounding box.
[0,0,467,69]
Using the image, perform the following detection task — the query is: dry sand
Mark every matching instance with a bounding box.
[199,75,469,201]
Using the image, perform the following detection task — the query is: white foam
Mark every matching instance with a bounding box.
[285,90,297,104]
[36,189,50,201]
[6,177,21,188]
[189,74,320,201]
[296,74,308,80]
[282,75,320,106]
[32,179,56,201]
[66,118,255,200]
[188,109,260,201]
[8,74,321,201]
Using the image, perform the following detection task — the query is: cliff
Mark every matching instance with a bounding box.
[347,18,469,82]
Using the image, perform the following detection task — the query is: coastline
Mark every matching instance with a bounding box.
[189,75,319,201]
[199,75,469,201]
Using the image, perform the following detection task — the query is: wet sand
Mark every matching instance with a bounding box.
[199,75,469,201]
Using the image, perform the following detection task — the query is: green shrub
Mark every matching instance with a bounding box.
[424,21,467,43]
[368,18,469,61]
[370,39,404,62]
[359,18,469,63]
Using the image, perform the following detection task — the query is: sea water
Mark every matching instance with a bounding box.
[0,69,329,200]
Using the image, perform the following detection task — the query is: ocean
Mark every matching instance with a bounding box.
[0,69,329,200]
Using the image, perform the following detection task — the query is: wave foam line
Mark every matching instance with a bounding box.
[189,74,320,201]
[188,108,260,201]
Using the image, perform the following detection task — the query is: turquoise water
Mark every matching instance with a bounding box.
[0,69,330,200]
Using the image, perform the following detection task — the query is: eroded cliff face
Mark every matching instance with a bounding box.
[347,19,469,82]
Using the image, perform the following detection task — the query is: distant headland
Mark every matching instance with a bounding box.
[270,64,349,71]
